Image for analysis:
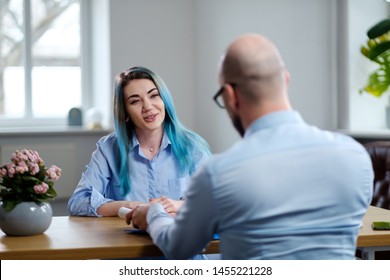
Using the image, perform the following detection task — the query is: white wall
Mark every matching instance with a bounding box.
[98,0,338,153]
[108,0,196,130]
[193,0,338,152]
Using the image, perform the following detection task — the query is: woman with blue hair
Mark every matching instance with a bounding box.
[68,66,211,217]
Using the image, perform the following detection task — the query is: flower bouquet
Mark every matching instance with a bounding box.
[0,149,61,212]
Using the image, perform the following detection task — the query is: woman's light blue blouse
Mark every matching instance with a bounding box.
[68,132,209,216]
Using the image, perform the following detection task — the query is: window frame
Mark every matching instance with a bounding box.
[337,0,390,131]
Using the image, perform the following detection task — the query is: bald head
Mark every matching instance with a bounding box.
[220,33,288,103]
[217,33,291,136]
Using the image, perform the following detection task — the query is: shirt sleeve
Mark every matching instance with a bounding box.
[146,163,217,259]
[194,150,211,170]
[67,140,114,217]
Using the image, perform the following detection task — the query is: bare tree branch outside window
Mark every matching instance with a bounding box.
[0,0,78,117]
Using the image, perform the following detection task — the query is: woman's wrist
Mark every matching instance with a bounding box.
[127,201,141,209]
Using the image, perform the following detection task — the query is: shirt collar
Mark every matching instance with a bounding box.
[131,131,171,151]
[244,110,304,138]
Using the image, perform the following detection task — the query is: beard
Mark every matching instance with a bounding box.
[231,113,245,137]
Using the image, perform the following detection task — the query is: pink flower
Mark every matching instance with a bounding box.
[6,164,16,178]
[34,182,49,194]
[11,149,44,167]
[46,165,61,181]
[15,162,28,174]
[0,149,60,211]
[0,168,7,178]
[29,163,40,175]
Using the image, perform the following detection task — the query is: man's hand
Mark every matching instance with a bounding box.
[125,204,150,231]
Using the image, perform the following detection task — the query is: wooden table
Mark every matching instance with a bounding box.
[0,216,219,260]
[357,206,390,259]
[1,206,389,260]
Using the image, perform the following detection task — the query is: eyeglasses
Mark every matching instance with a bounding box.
[213,83,236,109]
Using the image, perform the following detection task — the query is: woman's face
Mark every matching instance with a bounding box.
[123,78,165,132]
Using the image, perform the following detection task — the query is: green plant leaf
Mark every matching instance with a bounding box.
[46,187,57,198]
[367,18,390,39]
[360,68,390,97]
[2,200,18,212]
[365,41,390,60]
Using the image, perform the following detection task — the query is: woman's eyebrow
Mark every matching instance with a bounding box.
[147,87,158,94]
[127,94,139,100]
[127,87,158,100]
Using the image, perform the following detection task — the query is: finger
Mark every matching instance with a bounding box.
[125,211,133,225]
[163,204,175,212]
[125,207,137,225]
[152,197,164,203]
[159,200,169,207]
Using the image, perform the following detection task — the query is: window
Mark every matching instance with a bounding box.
[339,0,390,130]
[0,0,87,127]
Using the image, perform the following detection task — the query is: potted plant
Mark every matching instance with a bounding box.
[360,18,390,97]
[0,149,61,235]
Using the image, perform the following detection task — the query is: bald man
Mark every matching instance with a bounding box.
[128,33,373,259]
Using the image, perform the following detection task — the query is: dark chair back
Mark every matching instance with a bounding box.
[363,141,390,210]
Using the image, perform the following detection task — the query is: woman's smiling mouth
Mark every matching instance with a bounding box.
[144,113,158,122]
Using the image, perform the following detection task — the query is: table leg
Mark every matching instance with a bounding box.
[360,248,375,260]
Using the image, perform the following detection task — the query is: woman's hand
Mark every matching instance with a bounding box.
[97,200,143,217]
[150,196,184,217]
[126,197,182,229]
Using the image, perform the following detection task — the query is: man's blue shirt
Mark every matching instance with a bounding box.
[146,111,374,259]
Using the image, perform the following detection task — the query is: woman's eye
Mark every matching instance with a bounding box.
[151,94,160,99]
[130,100,139,105]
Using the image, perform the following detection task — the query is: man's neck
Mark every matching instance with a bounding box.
[241,99,292,130]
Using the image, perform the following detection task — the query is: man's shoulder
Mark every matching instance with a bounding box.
[297,123,360,146]
[320,129,364,149]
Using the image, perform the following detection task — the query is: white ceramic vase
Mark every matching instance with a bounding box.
[0,201,52,236]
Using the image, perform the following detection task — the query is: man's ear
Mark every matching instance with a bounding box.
[224,84,240,111]
[284,70,290,87]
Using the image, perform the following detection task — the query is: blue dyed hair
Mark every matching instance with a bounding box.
[113,66,211,196]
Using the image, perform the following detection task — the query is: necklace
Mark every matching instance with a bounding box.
[149,147,154,152]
